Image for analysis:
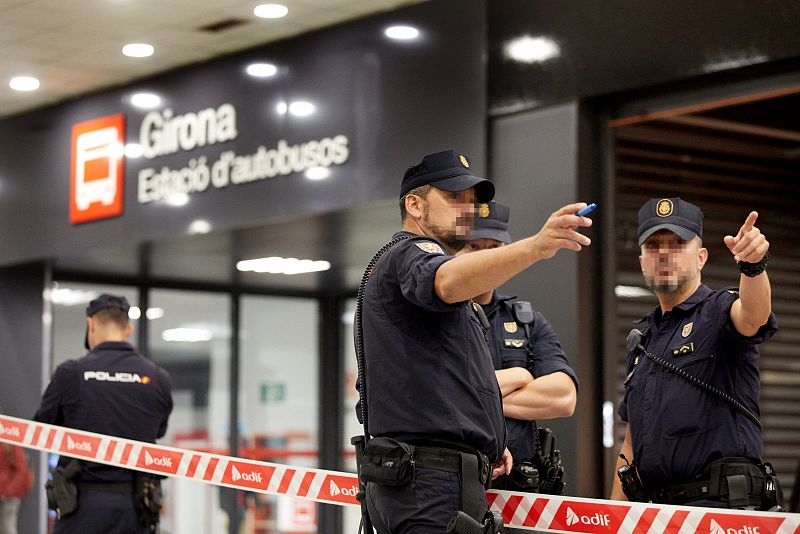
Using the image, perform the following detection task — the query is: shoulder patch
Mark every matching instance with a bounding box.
[415,241,445,255]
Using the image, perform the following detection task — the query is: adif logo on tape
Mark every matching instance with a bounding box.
[66,435,93,452]
[711,519,761,534]
[325,476,358,499]
[564,506,611,528]
[231,465,263,484]
[144,450,173,468]
[0,421,21,438]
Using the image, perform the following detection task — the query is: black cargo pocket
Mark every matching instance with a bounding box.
[360,437,415,487]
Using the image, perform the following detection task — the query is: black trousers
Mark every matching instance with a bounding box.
[53,489,149,534]
[366,466,488,534]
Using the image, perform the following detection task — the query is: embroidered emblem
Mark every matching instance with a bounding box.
[504,339,525,349]
[657,199,673,217]
[459,154,470,168]
[681,322,693,338]
[414,242,445,254]
[478,203,490,218]
[503,321,518,333]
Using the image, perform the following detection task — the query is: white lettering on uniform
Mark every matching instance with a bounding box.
[84,371,143,383]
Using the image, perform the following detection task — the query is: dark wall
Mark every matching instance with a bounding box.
[0,0,486,269]
[0,262,48,533]
[491,103,590,495]
[489,0,800,115]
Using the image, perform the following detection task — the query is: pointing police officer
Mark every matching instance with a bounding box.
[34,294,173,533]
[358,150,592,533]
[458,201,578,501]
[611,198,781,509]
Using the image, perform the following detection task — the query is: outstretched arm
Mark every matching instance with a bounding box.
[725,211,771,337]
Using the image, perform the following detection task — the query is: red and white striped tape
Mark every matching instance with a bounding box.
[1,415,798,533]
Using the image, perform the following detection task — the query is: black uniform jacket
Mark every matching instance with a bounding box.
[35,341,173,482]
[361,232,507,462]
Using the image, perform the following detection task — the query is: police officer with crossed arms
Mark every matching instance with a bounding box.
[35,294,173,533]
[458,201,578,505]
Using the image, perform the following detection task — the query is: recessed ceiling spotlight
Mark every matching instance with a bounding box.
[304,167,330,181]
[130,92,161,109]
[188,219,212,235]
[254,4,288,18]
[504,36,560,63]
[246,62,278,78]
[288,101,315,117]
[9,76,40,91]
[275,102,288,115]
[384,25,420,40]
[122,43,154,58]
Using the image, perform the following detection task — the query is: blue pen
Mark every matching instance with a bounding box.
[577,203,597,217]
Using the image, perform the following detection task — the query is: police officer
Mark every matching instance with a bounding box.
[459,201,578,500]
[611,198,780,509]
[359,150,593,533]
[34,294,173,533]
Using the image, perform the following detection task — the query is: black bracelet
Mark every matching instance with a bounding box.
[738,250,769,277]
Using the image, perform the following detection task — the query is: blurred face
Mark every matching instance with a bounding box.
[459,238,505,254]
[639,230,706,294]
[419,187,476,251]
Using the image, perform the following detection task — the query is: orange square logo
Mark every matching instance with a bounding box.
[70,114,125,224]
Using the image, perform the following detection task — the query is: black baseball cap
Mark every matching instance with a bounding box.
[638,197,703,246]
[84,294,130,349]
[471,201,511,244]
[400,150,495,203]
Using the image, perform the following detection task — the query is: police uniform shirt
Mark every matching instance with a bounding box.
[362,232,507,462]
[35,341,173,482]
[618,284,777,488]
[483,292,578,461]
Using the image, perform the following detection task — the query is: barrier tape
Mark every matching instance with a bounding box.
[1,415,797,533]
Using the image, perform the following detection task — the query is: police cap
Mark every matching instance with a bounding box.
[400,150,495,203]
[638,197,703,246]
[471,201,511,244]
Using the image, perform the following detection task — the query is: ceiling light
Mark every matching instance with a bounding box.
[254,4,288,18]
[162,327,213,343]
[384,25,420,40]
[237,257,331,275]
[122,43,154,58]
[128,306,142,320]
[246,62,278,78]
[275,102,288,115]
[165,192,189,207]
[304,167,330,180]
[130,92,161,109]
[124,143,144,158]
[50,288,98,306]
[288,101,315,117]
[188,219,212,235]
[9,76,40,91]
[504,36,560,63]
[145,307,165,320]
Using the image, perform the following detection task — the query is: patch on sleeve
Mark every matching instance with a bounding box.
[415,241,445,254]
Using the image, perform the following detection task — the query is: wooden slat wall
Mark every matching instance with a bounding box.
[611,120,800,506]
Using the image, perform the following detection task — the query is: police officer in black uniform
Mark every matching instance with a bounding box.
[35,294,173,533]
[611,198,781,509]
[358,150,593,533]
[459,201,578,502]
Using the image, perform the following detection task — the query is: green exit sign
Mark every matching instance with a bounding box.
[260,383,286,404]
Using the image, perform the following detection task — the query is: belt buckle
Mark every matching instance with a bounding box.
[479,453,490,486]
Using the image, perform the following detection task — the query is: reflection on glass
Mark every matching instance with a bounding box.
[246,62,278,78]
[384,25,420,41]
[503,35,560,63]
[240,296,319,533]
[149,289,231,534]
[130,92,161,109]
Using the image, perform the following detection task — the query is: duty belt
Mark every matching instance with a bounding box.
[652,458,769,508]
[412,445,491,489]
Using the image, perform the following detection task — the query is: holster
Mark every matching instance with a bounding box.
[134,473,163,530]
[45,460,80,518]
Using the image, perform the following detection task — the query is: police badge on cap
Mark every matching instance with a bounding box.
[637,197,703,246]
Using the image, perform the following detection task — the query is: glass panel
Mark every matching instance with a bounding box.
[148,289,231,534]
[51,281,138,368]
[239,295,319,534]
[340,298,361,534]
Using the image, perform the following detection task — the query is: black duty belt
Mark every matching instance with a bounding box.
[652,458,767,508]
[413,445,491,489]
[78,480,135,494]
